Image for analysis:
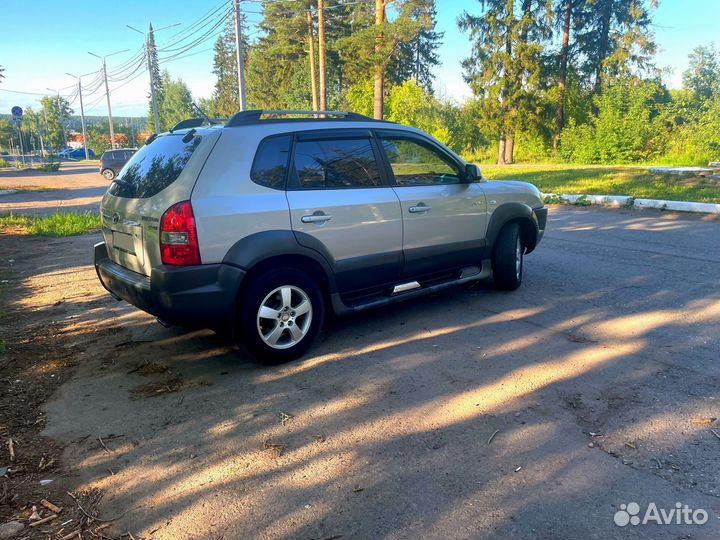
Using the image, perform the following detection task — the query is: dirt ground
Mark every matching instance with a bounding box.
[0,164,107,216]
[1,205,720,539]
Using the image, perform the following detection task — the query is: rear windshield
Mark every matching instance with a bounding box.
[108,134,202,199]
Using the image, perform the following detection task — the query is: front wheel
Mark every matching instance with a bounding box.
[492,223,523,290]
[102,168,115,181]
[238,268,324,364]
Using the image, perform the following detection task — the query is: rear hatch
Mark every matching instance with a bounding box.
[100,129,220,276]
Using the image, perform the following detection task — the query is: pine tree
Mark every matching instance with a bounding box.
[392,0,443,92]
[460,0,549,163]
[574,0,658,93]
[146,24,165,133]
[211,19,240,117]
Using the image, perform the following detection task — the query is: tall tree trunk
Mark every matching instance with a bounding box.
[593,0,613,94]
[374,0,386,120]
[553,0,572,152]
[497,136,506,165]
[306,10,319,111]
[317,0,327,111]
[504,132,515,164]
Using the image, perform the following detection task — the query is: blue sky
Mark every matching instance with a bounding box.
[0,0,717,117]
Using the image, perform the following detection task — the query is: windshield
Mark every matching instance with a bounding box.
[108,134,202,199]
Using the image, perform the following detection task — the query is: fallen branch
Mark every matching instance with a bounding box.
[41,498,62,513]
[58,529,81,540]
[98,437,112,454]
[7,438,15,462]
[66,491,131,523]
[710,429,720,441]
[487,429,500,445]
[28,513,58,527]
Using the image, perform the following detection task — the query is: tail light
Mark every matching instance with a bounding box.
[160,201,201,265]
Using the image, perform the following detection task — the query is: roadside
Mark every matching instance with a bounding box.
[0,164,107,217]
[482,164,720,204]
[2,205,720,539]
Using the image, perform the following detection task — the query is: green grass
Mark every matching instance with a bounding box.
[0,212,101,237]
[480,164,720,204]
[0,158,9,167]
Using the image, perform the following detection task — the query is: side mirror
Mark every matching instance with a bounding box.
[463,163,482,183]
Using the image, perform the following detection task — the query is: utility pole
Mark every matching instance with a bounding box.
[374,0,389,120]
[89,49,129,149]
[306,10,319,111]
[317,0,327,111]
[233,0,247,111]
[46,87,66,150]
[67,72,90,159]
[128,23,180,134]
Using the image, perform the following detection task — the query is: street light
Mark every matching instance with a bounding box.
[88,48,130,149]
[127,22,180,134]
[66,71,96,160]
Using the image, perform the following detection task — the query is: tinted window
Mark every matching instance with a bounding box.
[381,137,461,186]
[294,138,381,189]
[251,135,291,189]
[108,135,202,199]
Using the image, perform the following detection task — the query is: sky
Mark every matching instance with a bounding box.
[0,0,717,118]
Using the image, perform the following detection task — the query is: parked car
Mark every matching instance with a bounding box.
[62,148,95,160]
[99,148,135,180]
[94,110,547,363]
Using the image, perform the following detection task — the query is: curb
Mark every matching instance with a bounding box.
[0,189,18,196]
[542,193,720,215]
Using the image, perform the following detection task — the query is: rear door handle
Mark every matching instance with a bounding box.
[301,214,332,223]
[409,205,431,213]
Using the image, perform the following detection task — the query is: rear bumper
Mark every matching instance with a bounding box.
[94,242,245,327]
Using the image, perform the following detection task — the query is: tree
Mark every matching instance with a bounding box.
[159,71,194,129]
[0,65,4,82]
[40,95,73,150]
[392,0,443,92]
[574,0,658,93]
[682,45,720,102]
[146,24,165,133]
[211,19,250,117]
[459,0,549,163]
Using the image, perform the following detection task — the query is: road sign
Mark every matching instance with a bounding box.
[11,106,23,127]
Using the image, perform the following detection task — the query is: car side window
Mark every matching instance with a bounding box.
[380,136,462,186]
[293,138,382,189]
[251,135,292,190]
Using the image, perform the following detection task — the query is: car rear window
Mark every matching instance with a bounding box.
[108,135,202,199]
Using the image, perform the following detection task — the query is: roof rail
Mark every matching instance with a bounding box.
[225,109,372,127]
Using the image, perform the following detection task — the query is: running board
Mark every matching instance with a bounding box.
[332,260,492,315]
[392,281,421,295]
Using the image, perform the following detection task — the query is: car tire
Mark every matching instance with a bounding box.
[238,268,324,364]
[102,169,115,181]
[492,222,523,291]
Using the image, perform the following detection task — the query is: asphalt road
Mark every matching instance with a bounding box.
[12,205,720,539]
[0,163,107,215]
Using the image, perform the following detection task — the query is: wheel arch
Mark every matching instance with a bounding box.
[487,203,540,255]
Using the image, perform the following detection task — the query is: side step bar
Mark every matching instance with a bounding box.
[332,260,492,315]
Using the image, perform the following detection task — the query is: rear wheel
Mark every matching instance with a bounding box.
[238,268,324,364]
[102,168,115,181]
[492,223,523,290]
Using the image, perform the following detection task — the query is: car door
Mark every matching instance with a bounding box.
[286,129,403,293]
[376,130,488,277]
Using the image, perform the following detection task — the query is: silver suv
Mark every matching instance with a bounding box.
[94,110,547,363]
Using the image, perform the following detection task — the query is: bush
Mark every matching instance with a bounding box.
[0,158,9,167]
[35,162,60,172]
